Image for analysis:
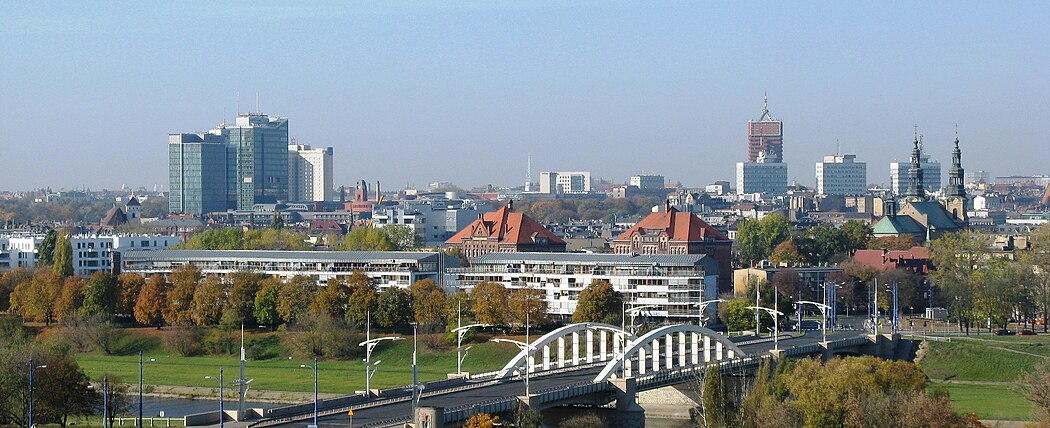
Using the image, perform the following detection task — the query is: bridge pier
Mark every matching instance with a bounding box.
[414,406,444,428]
[611,378,646,428]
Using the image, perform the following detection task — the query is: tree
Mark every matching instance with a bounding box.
[52,230,74,277]
[10,270,63,325]
[445,291,474,325]
[463,413,499,428]
[270,212,284,230]
[719,297,771,332]
[383,225,423,250]
[573,280,623,324]
[134,274,167,328]
[1028,223,1050,332]
[226,271,265,325]
[769,240,806,267]
[339,226,396,251]
[99,375,132,428]
[0,268,33,312]
[54,276,85,321]
[375,287,413,328]
[508,287,548,328]
[190,276,227,326]
[35,352,101,428]
[277,276,317,325]
[928,231,990,334]
[345,271,378,328]
[80,272,120,317]
[866,235,918,251]
[309,278,351,320]
[253,280,283,328]
[839,220,872,254]
[409,279,447,332]
[735,214,791,265]
[164,264,200,325]
[701,365,736,427]
[470,282,509,326]
[116,273,145,316]
[560,413,605,428]
[38,229,57,265]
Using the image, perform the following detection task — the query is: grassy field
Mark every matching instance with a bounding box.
[75,331,520,394]
[931,382,1034,421]
[918,335,1050,382]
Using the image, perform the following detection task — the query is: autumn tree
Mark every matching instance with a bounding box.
[508,287,548,328]
[277,276,317,325]
[134,274,167,328]
[339,226,397,251]
[116,273,145,316]
[470,282,509,326]
[10,270,63,325]
[446,291,474,325]
[409,279,447,332]
[383,225,423,250]
[0,268,32,312]
[735,214,791,265]
[928,231,990,334]
[375,287,413,328]
[164,264,200,325]
[226,271,265,325]
[309,278,351,320]
[1027,223,1050,332]
[345,271,379,328]
[572,280,623,325]
[34,352,100,428]
[769,240,806,267]
[463,413,499,428]
[54,276,85,321]
[190,276,227,326]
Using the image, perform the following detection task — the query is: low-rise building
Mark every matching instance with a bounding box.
[448,252,720,322]
[444,202,566,258]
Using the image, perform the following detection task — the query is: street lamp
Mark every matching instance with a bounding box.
[795,300,831,343]
[89,376,110,428]
[491,338,537,397]
[747,306,786,351]
[358,310,403,397]
[451,323,489,375]
[28,358,47,428]
[137,352,156,428]
[204,369,224,428]
[299,358,318,428]
[692,299,725,326]
[623,304,659,335]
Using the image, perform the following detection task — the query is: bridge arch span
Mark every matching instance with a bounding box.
[594,324,744,383]
[495,323,633,380]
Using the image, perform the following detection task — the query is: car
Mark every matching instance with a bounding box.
[798,320,822,331]
[1018,329,1036,336]
[994,329,1015,336]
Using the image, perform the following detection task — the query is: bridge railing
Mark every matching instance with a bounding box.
[442,380,608,423]
[636,354,768,390]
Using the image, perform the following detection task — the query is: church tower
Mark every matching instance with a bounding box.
[944,133,968,224]
[905,137,926,202]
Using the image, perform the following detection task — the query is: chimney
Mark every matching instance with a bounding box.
[508,199,514,211]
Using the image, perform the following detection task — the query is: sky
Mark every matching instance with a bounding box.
[1,1,1048,192]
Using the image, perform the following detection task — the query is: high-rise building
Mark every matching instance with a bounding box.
[747,95,783,163]
[815,154,867,196]
[736,159,788,196]
[890,152,941,196]
[539,171,592,194]
[288,144,334,202]
[629,174,665,190]
[224,113,290,210]
[168,132,228,215]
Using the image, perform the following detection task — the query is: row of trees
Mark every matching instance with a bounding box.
[736,214,873,267]
[0,194,167,226]
[512,195,664,224]
[174,224,423,251]
[698,356,979,428]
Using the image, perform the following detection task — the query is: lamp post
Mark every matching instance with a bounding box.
[137,352,155,428]
[692,299,725,326]
[451,323,489,375]
[796,300,831,343]
[102,376,109,428]
[746,306,786,351]
[623,304,659,335]
[491,338,537,397]
[299,358,317,428]
[889,282,900,334]
[204,369,224,428]
[28,358,47,428]
[358,310,403,397]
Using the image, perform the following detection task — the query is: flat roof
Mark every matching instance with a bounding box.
[471,252,710,266]
[122,250,440,263]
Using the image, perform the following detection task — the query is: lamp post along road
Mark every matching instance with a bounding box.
[796,300,831,343]
[624,304,659,335]
[693,299,725,326]
[137,352,155,428]
[747,306,786,351]
[28,358,46,428]
[452,323,489,375]
[299,358,318,428]
[204,369,224,428]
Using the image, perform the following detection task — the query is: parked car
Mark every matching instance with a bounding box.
[994,329,1016,336]
[1018,329,1036,336]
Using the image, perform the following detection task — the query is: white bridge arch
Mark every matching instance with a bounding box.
[593,324,744,382]
[495,323,633,380]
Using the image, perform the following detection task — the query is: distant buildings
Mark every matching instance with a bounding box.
[168,132,228,215]
[890,149,941,196]
[539,171,592,194]
[0,233,179,277]
[444,202,566,258]
[815,154,867,196]
[288,144,334,203]
[629,175,665,190]
[873,136,968,242]
[737,96,788,196]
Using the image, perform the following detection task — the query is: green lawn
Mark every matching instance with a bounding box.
[931,382,1034,421]
[76,339,519,394]
[918,337,1050,382]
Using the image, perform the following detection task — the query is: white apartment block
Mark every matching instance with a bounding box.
[890,156,941,196]
[736,161,788,196]
[539,171,592,194]
[816,154,867,196]
[372,200,490,248]
[0,236,43,271]
[0,234,180,276]
[288,144,334,202]
[448,253,720,322]
[629,175,665,190]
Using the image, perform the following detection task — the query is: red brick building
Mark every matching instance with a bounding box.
[611,206,733,293]
[852,246,932,274]
[445,203,566,258]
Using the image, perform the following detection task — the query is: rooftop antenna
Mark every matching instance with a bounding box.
[836,139,840,156]
[236,92,240,115]
[955,123,959,139]
[255,93,260,114]
[913,124,918,140]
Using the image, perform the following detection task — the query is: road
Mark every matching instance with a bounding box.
[275,330,863,428]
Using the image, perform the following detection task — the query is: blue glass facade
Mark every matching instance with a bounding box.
[168,133,228,215]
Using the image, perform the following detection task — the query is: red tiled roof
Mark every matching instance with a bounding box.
[852,246,930,272]
[613,207,728,242]
[446,206,565,245]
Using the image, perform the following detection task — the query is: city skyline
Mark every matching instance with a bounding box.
[2,2,1048,191]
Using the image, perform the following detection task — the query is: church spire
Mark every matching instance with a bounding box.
[947,128,966,198]
[906,134,926,200]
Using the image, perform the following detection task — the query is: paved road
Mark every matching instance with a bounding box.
[272,330,866,428]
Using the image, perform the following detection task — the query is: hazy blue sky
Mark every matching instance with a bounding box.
[1,1,1047,192]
